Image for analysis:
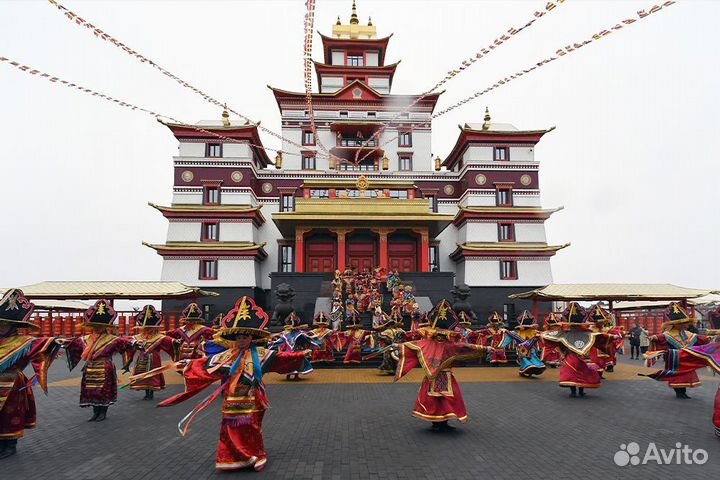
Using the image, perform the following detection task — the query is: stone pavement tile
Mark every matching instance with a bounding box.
[1,360,719,479]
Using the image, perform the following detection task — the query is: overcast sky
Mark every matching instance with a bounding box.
[1,0,718,294]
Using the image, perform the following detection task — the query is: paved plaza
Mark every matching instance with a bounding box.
[2,357,718,480]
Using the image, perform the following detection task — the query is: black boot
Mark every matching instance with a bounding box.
[679,388,691,399]
[578,387,586,397]
[88,406,100,422]
[569,386,577,398]
[606,364,614,373]
[95,406,108,422]
[0,439,17,459]
[147,390,154,400]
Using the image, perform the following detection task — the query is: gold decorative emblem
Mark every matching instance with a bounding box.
[352,88,363,99]
[355,175,369,192]
[443,184,455,196]
[520,174,532,186]
[181,170,194,182]
[261,182,273,194]
[231,171,244,183]
[474,174,487,186]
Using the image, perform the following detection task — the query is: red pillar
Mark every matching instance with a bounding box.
[414,228,430,272]
[373,228,390,272]
[295,228,308,273]
[334,229,349,273]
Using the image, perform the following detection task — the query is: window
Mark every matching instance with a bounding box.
[204,186,220,205]
[399,112,409,119]
[339,111,349,118]
[347,55,364,67]
[309,189,329,199]
[495,188,512,206]
[202,222,219,241]
[503,303,516,324]
[206,143,222,158]
[498,223,515,242]
[389,190,409,200]
[500,260,518,280]
[494,147,509,161]
[339,162,377,171]
[367,112,376,118]
[398,155,413,171]
[280,245,294,272]
[301,155,316,170]
[302,130,315,146]
[427,195,437,213]
[429,246,440,272]
[199,259,218,280]
[280,194,295,212]
[399,132,412,147]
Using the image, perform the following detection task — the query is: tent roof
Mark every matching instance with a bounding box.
[510,284,718,302]
[9,281,219,300]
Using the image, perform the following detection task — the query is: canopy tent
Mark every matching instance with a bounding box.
[510,284,717,302]
[8,281,219,301]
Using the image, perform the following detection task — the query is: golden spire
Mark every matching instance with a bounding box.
[336,16,341,25]
[274,151,283,169]
[482,106,491,130]
[222,103,230,127]
[434,156,442,171]
[350,0,359,25]
[368,16,373,26]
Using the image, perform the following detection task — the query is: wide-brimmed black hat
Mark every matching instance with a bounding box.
[214,296,271,344]
[562,302,587,324]
[78,299,118,329]
[180,302,205,323]
[457,311,472,326]
[663,302,695,327]
[283,311,308,331]
[487,311,505,327]
[0,289,38,330]
[514,310,538,330]
[313,312,330,327]
[133,305,163,329]
[427,299,459,333]
[585,304,612,325]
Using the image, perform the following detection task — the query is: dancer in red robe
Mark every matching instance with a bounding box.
[337,313,371,364]
[396,300,493,431]
[166,302,215,368]
[309,312,336,363]
[476,311,512,364]
[0,289,61,459]
[157,296,311,472]
[540,312,563,368]
[126,305,178,400]
[643,332,720,438]
[645,302,712,399]
[63,299,133,421]
[540,303,619,398]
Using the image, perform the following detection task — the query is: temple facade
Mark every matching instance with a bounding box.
[146,3,567,321]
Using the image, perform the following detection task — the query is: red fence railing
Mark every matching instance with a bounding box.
[19,311,184,337]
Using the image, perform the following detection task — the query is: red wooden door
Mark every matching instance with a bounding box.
[305,240,336,273]
[388,240,417,272]
[346,236,376,271]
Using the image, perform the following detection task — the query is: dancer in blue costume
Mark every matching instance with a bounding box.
[268,312,319,381]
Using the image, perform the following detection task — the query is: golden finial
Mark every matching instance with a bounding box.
[382,155,389,170]
[274,151,283,169]
[222,103,230,127]
[350,0,359,25]
[368,16,373,26]
[336,16,342,25]
[434,156,441,171]
[482,106,491,130]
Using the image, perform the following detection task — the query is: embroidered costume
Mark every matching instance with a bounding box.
[645,302,711,399]
[309,312,336,363]
[64,299,133,421]
[540,303,619,398]
[476,312,513,365]
[539,313,563,368]
[166,303,215,369]
[126,305,178,400]
[268,312,317,380]
[396,300,492,430]
[511,310,546,377]
[0,289,61,459]
[158,296,310,472]
[336,313,371,364]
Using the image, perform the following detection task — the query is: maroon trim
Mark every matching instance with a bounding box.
[493,146,510,162]
[154,246,268,259]
[453,208,555,227]
[163,124,271,167]
[155,207,265,227]
[319,32,392,65]
[443,128,552,169]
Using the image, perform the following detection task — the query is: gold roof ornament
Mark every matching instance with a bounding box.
[222,103,230,127]
[482,107,491,130]
[274,151,283,169]
[382,155,389,170]
[356,175,369,193]
[434,156,442,171]
[333,0,376,39]
[350,0,359,24]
